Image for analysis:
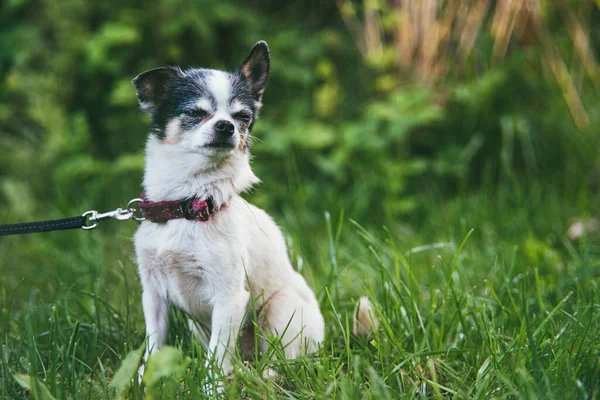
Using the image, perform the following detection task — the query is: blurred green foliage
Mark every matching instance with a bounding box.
[1,0,598,225]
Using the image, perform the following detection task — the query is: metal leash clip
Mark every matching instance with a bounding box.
[82,198,145,230]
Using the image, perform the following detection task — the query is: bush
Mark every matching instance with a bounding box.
[0,0,598,225]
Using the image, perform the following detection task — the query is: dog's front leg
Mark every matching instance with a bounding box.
[206,290,249,378]
[139,286,168,381]
[143,288,169,355]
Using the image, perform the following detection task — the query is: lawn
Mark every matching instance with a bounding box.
[1,0,599,398]
[1,182,598,399]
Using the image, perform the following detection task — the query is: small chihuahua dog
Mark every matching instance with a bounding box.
[132,41,325,379]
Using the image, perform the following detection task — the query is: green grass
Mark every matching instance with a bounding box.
[1,184,599,399]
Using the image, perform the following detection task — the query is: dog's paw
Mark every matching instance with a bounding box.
[262,367,282,382]
[202,378,224,397]
[137,363,145,385]
[352,296,379,336]
[202,361,225,397]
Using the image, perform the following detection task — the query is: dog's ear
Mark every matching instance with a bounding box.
[132,67,179,112]
[239,41,270,104]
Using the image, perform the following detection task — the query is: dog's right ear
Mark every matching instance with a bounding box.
[132,67,179,112]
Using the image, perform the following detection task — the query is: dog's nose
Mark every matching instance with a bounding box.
[215,120,235,136]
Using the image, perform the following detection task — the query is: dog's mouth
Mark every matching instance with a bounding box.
[204,140,236,150]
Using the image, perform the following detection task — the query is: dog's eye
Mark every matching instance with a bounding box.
[233,112,252,123]
[188,109,208,119]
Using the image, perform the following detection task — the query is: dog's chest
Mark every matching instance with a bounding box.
[135,217,244,319]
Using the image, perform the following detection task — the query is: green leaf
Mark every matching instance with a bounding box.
[367,367,391,399]
[109,345,144,398]
[13,374,56,400]
[142,346,190,388]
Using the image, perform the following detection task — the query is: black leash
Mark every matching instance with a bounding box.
[0,198,144,236]
[0,216,87,236]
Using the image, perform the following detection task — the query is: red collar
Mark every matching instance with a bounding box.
[138,191,218,222]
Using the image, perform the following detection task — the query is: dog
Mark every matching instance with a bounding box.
[131,41,325,382]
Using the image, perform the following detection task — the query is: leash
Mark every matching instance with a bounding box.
[0,193,220,236]
[0,198,145,236]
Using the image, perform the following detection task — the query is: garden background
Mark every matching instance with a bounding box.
[1,0,599,398]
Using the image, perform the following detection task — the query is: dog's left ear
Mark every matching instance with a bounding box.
[239,41,270,104]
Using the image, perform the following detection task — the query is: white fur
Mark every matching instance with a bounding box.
[134,72,325,383]
[208,71,231,111]
[194,98,213,112]
[143,134,258,206]
[164,119,181,140]
[230,100,249,114]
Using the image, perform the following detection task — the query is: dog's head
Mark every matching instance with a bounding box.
[132,41,269,158]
